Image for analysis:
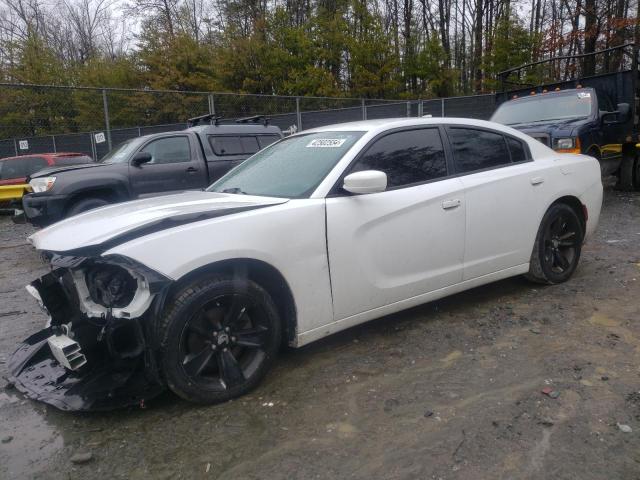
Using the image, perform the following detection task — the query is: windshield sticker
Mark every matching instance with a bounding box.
[577,92,591,99]
[306,138,347,148]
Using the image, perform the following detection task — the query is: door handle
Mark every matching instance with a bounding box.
[185,167,198,173]
[530,177,544,185]
[441,199,461,210]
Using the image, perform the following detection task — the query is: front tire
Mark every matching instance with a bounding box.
[159,274,281,404]
[526,203,584,284]
[66,196,109,218]
[618,147,639,191]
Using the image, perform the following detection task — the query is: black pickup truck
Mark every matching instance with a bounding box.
[492,43,639,190]
[20,121,283,226]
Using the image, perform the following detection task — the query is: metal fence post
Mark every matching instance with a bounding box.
[361,99,367,120]
[406,101,411,117]
[441,98,445,117]
[208,93,216,116]
[51,135,56,153]
[90,132,97,161]
[417,99,423,117]
[296,97,302,131]
[102,89,112,151]
[13,138,18,156]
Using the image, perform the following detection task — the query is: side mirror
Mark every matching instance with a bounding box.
[601,103,631,125]
[617,103,631,122]
[343,170,387,194]
[131,151,152,166]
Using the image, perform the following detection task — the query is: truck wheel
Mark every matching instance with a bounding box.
[618,147,639,191]
[526,203,584,285]
[66,197,109,218]
[158,274,281,404]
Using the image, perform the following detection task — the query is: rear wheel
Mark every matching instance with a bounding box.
[526,203,584,284]
[66,196,109,218]
[159,274,281,404]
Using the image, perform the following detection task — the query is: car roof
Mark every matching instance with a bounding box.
[0,152,90,161]
[297,117,524,135]
[503,87,595,105]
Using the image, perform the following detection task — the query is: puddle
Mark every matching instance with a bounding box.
[0,394,65,478]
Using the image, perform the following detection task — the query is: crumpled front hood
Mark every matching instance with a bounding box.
[29,191,289,254]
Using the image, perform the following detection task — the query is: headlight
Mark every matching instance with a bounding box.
[553,138,575,150]
[30,176,56,193]
[85,264,137,308]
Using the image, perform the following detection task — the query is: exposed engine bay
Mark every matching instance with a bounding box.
[8,254,171,411]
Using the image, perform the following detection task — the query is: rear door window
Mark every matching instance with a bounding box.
[505,137,529,163]
[447,127,511,173]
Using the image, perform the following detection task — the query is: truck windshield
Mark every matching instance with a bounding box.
[100,138,145,164]
[491,91,594,125]
[208,131,364,198]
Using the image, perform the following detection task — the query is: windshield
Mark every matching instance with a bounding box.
[491,91,594,125]
[100,138,144,164]
[208,131,365,198]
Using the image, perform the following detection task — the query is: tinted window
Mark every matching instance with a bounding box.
[258,135,280,149]
[241,136,260,155]
[0,159,27,179]
[448,128,510,173]
[140,136,191,164]
[506,137,528,162]
[351,128,447,188]
[26,156,48,176]
[210,136,243,156]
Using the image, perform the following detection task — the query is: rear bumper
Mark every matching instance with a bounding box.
[21,193,69,227]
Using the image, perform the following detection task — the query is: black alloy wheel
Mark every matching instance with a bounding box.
[179,294,269,390]
[159,275,281,404]
[541,213,580,275]
[526,203,584,284]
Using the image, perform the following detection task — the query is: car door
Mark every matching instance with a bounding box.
[326,127,466,320]
[445,126,542,280]
[129,134,207,197]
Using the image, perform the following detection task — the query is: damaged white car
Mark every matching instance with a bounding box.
[9,118,603,410]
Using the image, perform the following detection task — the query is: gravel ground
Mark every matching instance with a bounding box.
[1,186,639,479]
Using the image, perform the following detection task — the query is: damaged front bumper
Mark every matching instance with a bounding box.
[8,254,172,411]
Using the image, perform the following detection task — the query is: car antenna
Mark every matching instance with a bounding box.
[187,114,223,127]
[235,115,270,126]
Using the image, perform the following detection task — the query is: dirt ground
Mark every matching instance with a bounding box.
[0,186,639,480]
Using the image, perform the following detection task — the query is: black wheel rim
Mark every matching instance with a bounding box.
[178,294,269,391]
[543,213,580,274]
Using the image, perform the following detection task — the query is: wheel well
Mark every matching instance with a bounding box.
[169,259,298,346]
[586,145,601,159]
[65,189,119,213]
[551,195,586,232]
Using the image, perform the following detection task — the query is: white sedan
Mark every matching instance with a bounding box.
[9,118,603,410]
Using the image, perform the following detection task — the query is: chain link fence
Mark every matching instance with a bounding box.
[0,83,498,159]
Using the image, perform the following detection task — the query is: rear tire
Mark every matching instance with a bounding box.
[158,274,281,404]
[526,203,584,284]
[66,197,109,218]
